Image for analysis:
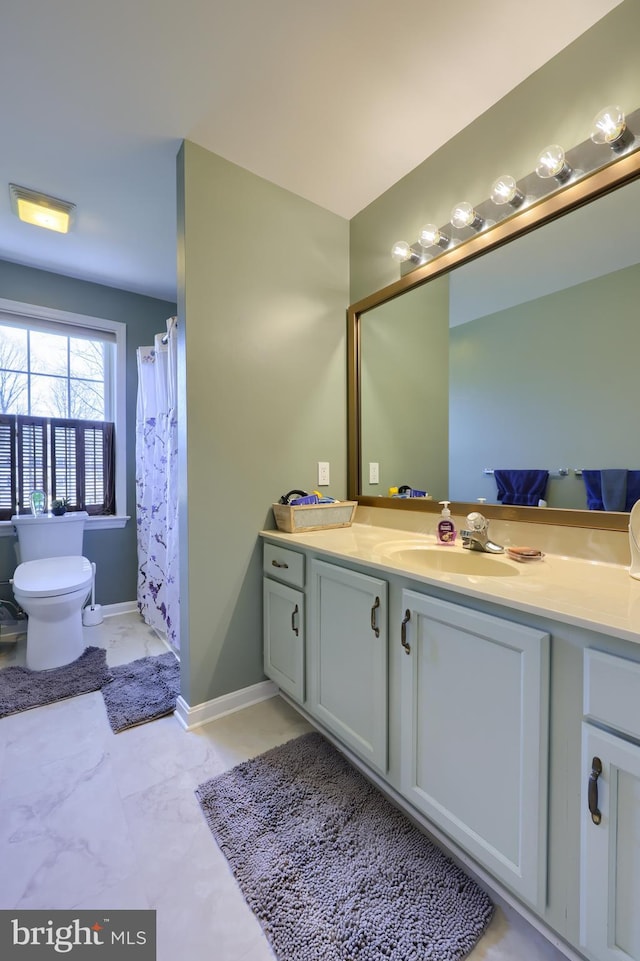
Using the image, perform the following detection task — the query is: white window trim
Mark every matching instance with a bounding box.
[0,297,127,520]
[0,515,130,536]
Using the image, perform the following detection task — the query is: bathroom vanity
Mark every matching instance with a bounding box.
[261,519,640,961]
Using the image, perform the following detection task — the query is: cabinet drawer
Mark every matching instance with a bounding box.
[263,543,305,588]
[584,648,640,741]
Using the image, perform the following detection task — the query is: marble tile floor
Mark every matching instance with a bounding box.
[0,612,571,961]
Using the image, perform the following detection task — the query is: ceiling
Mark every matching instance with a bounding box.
[0,0,622,303]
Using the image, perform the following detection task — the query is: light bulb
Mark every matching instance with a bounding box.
[535,145,572,183]
[418,223,450,249]
[590,105,632,151]
[391,241,413,263]
[450,202,484,231]
[490,175,524,208]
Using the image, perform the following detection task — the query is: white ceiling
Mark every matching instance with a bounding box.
[0,0,622,303]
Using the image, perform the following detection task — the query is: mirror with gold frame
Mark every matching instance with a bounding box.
[347,139,640,533]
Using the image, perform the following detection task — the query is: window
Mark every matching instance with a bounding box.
[0,299,126,522]
[0,323,111,419]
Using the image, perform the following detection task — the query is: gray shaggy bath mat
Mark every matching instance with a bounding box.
[101,651,179,732]
[0,646,111,718]
[196,731,494,961]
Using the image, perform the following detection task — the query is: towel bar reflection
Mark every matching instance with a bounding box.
[483,468,569,477]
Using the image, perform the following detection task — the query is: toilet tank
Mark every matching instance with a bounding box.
[12,512,88,562]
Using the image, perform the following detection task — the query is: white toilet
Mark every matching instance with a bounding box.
[11,512,93,671]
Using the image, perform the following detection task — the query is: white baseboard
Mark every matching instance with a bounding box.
[174,680,278,731]
[99,601,139,617]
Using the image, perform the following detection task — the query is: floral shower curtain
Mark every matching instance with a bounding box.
[136,317,180,650]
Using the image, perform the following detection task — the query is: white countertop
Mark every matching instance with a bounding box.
[261,523,640,645]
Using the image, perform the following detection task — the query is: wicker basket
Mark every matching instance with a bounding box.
[272,501,357,534]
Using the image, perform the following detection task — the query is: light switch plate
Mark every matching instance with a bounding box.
[317,461,330,486]
[369,462,379,484]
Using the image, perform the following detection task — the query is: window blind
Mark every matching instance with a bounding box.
[0,416,16,519]
[17,417,48,513]
[0,415,115,520]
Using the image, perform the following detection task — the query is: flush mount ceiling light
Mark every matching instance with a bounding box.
[9,183,76,233]
[590,104,634,152]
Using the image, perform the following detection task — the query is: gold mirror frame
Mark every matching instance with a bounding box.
[347,147,640,532]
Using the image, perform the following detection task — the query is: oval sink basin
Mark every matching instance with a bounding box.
[386,547,519,578]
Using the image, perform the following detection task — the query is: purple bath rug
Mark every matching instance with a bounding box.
[101,651,179,732]
[0,646,111,718]
[196,731,494,961]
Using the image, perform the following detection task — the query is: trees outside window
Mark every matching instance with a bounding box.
[0,324,106,419]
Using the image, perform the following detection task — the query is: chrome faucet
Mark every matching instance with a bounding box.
[461,512,504,553]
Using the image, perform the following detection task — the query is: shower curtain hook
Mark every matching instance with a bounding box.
[161,316,177,345]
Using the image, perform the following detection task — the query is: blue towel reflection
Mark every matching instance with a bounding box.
[583,470,640,511]
[494,469,549,507]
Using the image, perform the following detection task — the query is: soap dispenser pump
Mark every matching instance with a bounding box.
[437,501,457,546]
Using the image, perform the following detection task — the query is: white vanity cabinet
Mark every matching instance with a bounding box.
[263,543,305,703]
[307,558,388,774]
[580,650,640,961]
[260,527,640,959]
[398,590,550,907]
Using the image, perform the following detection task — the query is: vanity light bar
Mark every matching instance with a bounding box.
[394,105,639,273]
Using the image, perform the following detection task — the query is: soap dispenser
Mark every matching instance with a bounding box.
[437,501,457,546]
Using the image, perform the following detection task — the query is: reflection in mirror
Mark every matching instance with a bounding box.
[349,146,640,531]
[450,179,640,510]
[361,278,448,500]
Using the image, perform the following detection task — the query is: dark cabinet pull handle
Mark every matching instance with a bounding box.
[370,596,380,637]
[401,609,411,655]
[272,559,289,569]
[291,604,299,637]
[588,756,602,825]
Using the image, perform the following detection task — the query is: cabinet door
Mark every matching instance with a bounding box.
[399,590,549,907]
[580,724,640,961]
[263,578,304,703]
[308,559,388,773]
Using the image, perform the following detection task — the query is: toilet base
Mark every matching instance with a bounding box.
[13,584,92,672]
[26,611,86,671]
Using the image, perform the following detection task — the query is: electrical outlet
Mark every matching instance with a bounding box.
[369,462,379,484]
[317,461,330,486]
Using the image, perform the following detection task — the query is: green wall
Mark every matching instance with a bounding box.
[0,260,176,608]
[350,0,640,302]
[177,142,349,707]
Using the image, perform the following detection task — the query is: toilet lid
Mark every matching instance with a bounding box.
[13,556,93,597]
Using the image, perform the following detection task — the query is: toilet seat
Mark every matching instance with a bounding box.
[13,556,93,598]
